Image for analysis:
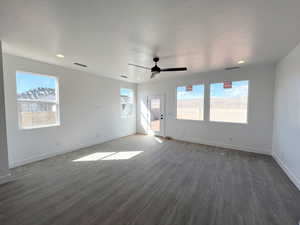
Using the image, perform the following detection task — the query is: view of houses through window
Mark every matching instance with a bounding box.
[120,88,134,118]
[16,71,60,129]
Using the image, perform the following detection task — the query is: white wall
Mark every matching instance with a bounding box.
[3,54,136,168]
[273,43,300,190]
[137,64,275,155]
[0,42,10,182]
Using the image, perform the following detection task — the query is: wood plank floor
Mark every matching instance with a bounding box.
[0,135,299,225]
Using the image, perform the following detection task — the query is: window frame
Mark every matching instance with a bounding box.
[175,83,205,122]
[208,80,250,125]
[16,71,61,130]
[120,88,135,119]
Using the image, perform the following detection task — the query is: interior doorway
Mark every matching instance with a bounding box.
[147,95,165,137]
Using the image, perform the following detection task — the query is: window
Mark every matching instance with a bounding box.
[210,80,249,123]
[16,71,60,129]
[120,88,134,118]
[176,84,204,120]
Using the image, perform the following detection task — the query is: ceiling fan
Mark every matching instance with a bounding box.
[128,57,187,79]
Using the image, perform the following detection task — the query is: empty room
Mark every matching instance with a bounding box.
[0,0,300,224]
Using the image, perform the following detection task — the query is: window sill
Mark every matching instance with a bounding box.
[19,123,61,130]
[209,120,248,125]
[121,116,136,119]
[176,118,204,122]
[175,118,248,125]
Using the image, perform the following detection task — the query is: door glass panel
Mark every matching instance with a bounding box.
[150,98,160,132]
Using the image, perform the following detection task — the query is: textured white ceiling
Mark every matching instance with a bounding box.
[1,0,300,83]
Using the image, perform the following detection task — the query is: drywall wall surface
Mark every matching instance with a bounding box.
[273,43,300,190]
[137,64,275,155]
[3,54,136,167]
[0,42,9,180]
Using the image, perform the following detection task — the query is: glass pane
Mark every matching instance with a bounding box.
[120,88,134,118]
[16,71,59,129]
[18,102,59,128]
[210,80,249,123]
[177,84,204,120]
[16,71,57,102]
[150,98,160,132]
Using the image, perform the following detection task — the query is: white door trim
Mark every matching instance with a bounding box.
[147,95,166,137]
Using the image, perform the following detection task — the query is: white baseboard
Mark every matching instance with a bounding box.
[272,153,300,191]
[9,133,136,168]
[10,147,78,168]
[136,130,272,155]
[169,135,272,155]
[0,173,12,185]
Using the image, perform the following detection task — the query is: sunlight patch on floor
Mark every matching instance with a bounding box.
[102,151,143,160]
[73,151,143,162]
[154,137,163,143]
[73,152,115,162]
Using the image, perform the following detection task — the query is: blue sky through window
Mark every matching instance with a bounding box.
[210,80,249,98]
[120,88,133,97]
[16,71,56,94]
[177,84,204,100]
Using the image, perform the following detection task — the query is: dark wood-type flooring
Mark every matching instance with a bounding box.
[0,135,299,225]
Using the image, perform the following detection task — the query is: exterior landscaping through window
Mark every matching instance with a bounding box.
[16,71,60,129]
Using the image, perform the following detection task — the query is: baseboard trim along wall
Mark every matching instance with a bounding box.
[137,131,272,155]
[10,147,80,168]
[8,132,300,192]
[163,134,300,191]
[157,133,272,155]
[0,173,12,185]
[272,153,300,191]
[9,133,135,168]
[169,135,300,190]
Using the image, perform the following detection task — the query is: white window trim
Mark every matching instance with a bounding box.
[174,80,250,125]
[16,71,61,130]
[120,88,135,119]
[175,83,205,121]
[208,80,250,125]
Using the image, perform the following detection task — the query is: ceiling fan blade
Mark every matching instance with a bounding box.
[150,72,159,79]
[128,63,151,70]
[161,67,187,72]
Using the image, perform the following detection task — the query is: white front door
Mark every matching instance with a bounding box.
[147,95,165,137]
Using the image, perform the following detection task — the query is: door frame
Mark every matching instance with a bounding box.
[147,94,166,137]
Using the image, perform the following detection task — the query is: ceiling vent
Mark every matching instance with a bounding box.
[74,62,87,68]
[225,66,240,71]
